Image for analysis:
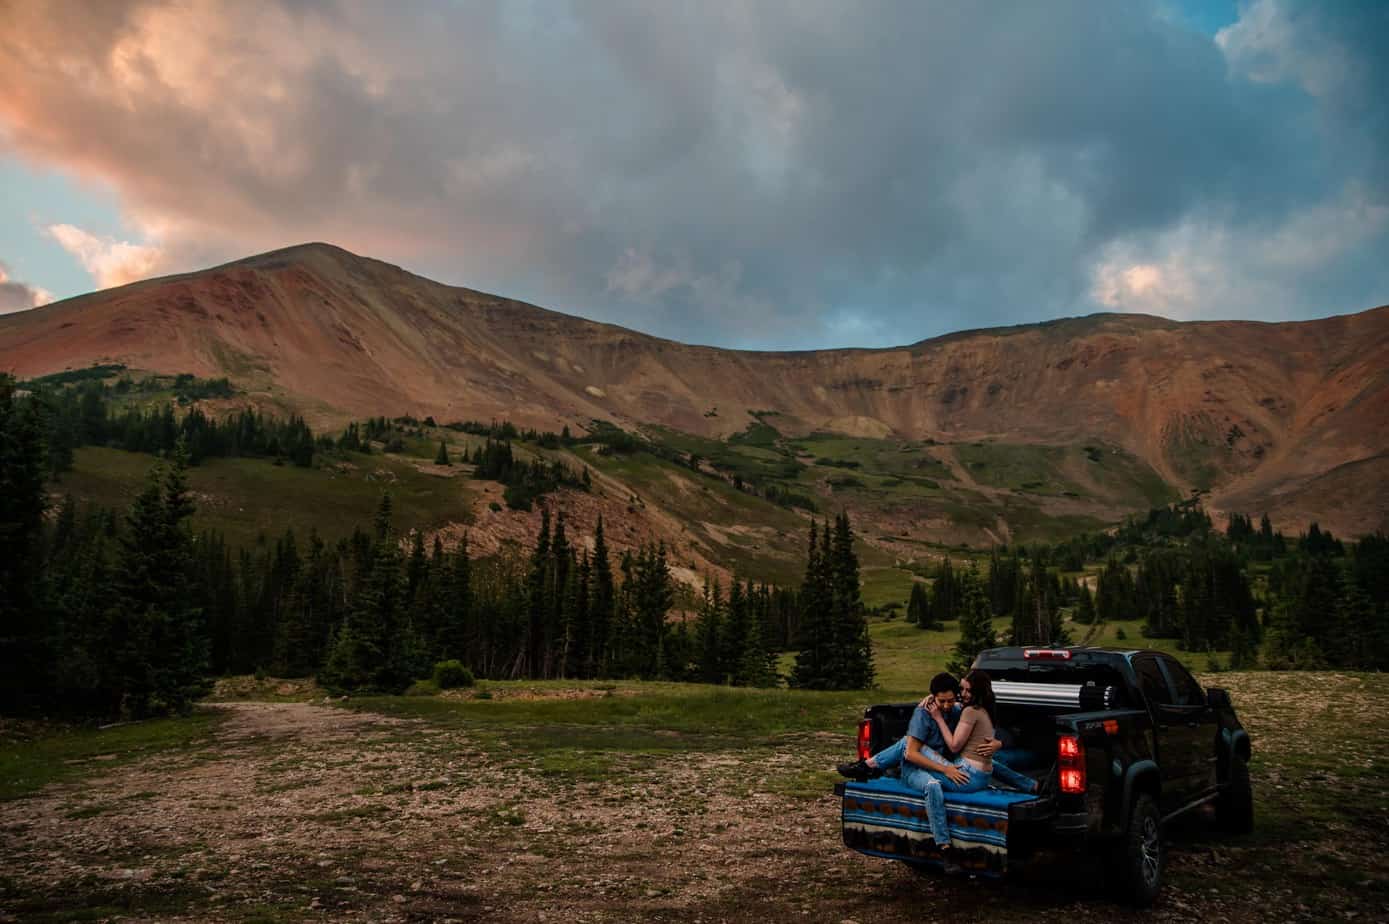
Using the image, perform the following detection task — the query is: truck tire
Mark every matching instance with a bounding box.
[1107,792,1163,907]
[1216,757,1254,834]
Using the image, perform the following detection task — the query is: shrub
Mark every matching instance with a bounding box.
[1115,626,1128,641]
[432,660,475,689]
[405,679,440,697]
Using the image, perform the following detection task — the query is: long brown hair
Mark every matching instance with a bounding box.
[963,669,997,724]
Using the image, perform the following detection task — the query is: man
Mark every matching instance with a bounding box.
[836,671,1036,793]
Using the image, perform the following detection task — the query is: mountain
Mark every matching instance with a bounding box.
[3,242,1387,543]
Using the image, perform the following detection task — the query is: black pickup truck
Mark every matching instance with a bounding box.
[834,646,1252,905]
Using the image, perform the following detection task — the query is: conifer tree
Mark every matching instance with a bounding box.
[907,581,935,628]
[947,564,996,675]
[1074,583,1097,626]
[931,557,958,623]
[322,493,408,692]
[106,444,208,716]
[435,440,451,465]
[695,578,724,683]
[790,522,830,688]
[567,548,592,678]
[439,532,472,662]
[0,375,51,711]
[405,530,428,608]
[588,516,615,677]
[830,513,874,689]
[524,508,552,677]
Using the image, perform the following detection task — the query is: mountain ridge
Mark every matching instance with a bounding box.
[3,242,1387,538]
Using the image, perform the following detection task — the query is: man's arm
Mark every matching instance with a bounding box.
[905,735,968,784]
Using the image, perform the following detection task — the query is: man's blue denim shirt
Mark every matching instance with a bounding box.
[905,703,962,758]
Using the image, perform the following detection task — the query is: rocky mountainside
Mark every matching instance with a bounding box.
[3,242,1386,538]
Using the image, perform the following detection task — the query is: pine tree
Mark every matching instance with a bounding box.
[695,578,725,683]
[405,530,428,608]
[931,557,958,623]
[790,522,830,688]
[106,446,208,717]
[525,508,552,677]
[1075,584,1097,626]
[907,581,936,629]
[830,513,874,689]
[440,532,472,662]
[723,579,753,685]
[0,375,51,712]
[435,440,451,465]
[589,516,614,677]
[947,564,996,675]
[736,582,776,688]
[322,493,409,692]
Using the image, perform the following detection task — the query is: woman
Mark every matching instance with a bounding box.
[898,669,999,862]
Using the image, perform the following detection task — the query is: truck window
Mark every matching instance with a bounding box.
[1134,657,1172,706]
[1162,657,1206,707]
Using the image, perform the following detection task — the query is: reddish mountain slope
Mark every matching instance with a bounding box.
[3,243,1386,535]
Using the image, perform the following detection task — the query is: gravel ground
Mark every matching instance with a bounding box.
[2,673,1384,922]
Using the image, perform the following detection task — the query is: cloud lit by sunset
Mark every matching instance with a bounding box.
[1,0,1385,347]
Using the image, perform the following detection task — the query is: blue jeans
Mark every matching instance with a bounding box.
[900,761,992,846]
[870,737,1037,794]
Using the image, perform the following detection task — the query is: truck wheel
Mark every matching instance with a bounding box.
[1216,757,1254,834]
[1108,793,1163,907]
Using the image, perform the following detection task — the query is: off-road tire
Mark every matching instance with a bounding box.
[1216,757,1254,834]
[1107,793,1163,907]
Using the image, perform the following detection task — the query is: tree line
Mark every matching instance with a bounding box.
[30,375,319,472]
[902,499,1388,671]
[3,374,879,719]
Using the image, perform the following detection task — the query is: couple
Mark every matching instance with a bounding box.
[838,669,1035,857]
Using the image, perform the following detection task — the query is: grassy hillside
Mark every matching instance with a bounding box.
[55,445,475,548]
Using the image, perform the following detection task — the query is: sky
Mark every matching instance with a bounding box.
[1,0,1386,349]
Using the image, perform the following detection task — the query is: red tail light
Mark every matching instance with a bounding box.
[856,719,872,761]
[1058,734,1086,794]
[1024,648,1072,660]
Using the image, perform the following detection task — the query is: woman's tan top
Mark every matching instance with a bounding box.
[959,705,995,772]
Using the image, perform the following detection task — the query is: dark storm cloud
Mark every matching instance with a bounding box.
[1,0,1384,347]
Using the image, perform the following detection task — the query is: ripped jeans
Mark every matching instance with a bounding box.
[899,760,993,846]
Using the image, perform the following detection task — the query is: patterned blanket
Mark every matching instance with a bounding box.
[841,777,1038,876]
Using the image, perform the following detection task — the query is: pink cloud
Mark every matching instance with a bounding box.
[0,261,53,313]
[45,224,166,289]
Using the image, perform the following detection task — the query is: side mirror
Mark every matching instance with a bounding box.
[1206,687,1230,708]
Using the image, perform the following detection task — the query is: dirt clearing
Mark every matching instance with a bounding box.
[2,673,1384,922]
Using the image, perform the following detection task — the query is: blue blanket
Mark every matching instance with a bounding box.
[841,777,1039,875]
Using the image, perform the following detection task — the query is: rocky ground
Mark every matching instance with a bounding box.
[1,672,1385,922]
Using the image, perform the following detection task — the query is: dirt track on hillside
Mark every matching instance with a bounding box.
[0,698,1355,922]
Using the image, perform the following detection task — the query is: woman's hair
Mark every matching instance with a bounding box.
[963,669,997,723]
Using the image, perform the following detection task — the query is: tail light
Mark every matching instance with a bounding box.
[1058,734,1086,794]
[1024,648,1072,660]
[856,719,872,761]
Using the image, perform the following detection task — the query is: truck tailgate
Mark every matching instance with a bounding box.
[836,778,1043,876]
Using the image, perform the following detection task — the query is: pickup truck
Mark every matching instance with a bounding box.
[834,646,1253,906]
